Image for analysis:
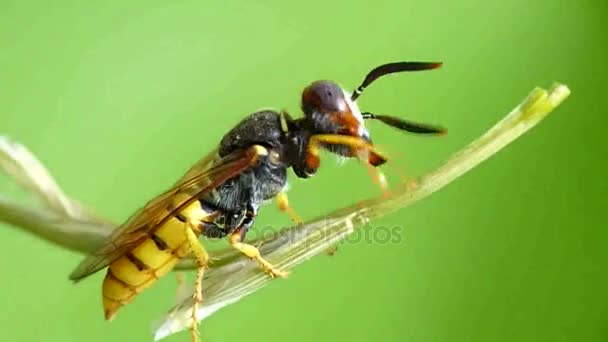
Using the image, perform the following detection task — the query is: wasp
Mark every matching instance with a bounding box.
[69,61,446,342]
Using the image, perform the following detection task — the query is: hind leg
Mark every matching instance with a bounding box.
[185,226,209,342]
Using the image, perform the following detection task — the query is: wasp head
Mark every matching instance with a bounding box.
[298,80,378,173]
[301,80,370,141]
[291,61,446,179]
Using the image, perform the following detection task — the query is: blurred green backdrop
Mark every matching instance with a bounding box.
[1,1,607,341]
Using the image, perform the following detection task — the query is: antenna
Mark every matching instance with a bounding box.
[351,61,442,101]
[361,112,446,135]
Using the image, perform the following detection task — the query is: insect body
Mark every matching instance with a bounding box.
[69,61,446,342]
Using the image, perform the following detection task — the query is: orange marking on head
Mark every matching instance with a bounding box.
[333,108,362,136]
[301,87,320,108]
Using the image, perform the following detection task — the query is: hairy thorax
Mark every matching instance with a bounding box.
[199,110,290,237]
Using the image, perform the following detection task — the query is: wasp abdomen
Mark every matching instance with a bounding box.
[102,200,215,320]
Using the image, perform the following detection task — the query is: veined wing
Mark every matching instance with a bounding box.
[69,145,267,281]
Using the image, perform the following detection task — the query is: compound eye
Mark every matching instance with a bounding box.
[302,81,346,114]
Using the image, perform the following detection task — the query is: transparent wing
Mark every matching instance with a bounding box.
[69,146,264,281]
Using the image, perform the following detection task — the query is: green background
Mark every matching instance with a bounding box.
[1,1,607,341]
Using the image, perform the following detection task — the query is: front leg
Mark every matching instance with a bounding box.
[229,209,288,278]
[307,134,388,167]
[307,134,389,195]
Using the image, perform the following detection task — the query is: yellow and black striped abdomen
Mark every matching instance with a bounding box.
[102,198,214,320]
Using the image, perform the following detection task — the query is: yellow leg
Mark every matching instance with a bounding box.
[229,228,288,278]
[308,134,387,162]
[185,226,209,342]
[308,134,390,195]
[276,192,302,224]
[364,163,390,197]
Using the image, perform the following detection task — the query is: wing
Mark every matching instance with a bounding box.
[69,145,266,281]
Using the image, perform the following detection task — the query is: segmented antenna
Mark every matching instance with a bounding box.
[361,112,446,135]
[351,61,442,101]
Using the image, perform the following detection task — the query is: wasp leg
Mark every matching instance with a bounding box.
[308,134,389,195]
[185,226,209,342]
[276,191,302,224]
[229,223,288,278]
[308,134,387,164]
[364,163,389,198]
